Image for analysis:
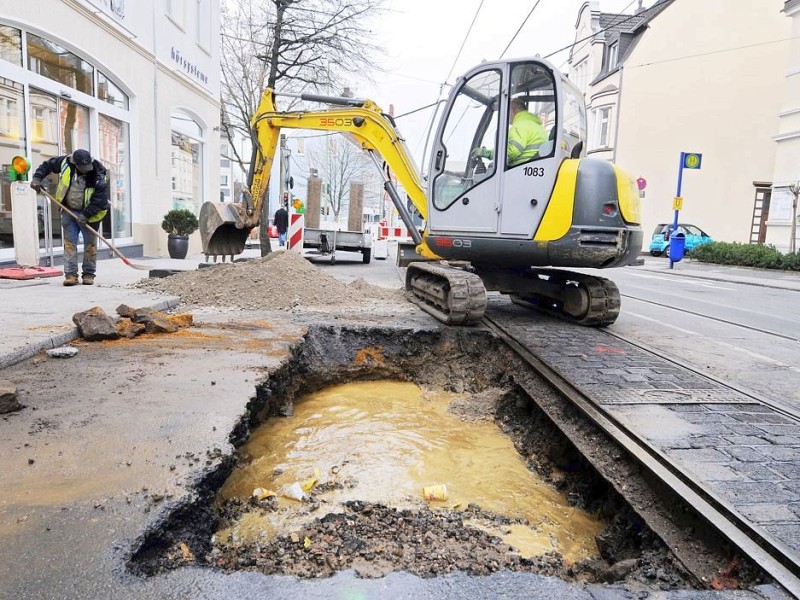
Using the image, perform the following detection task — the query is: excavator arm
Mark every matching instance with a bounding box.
[199,89,432,260]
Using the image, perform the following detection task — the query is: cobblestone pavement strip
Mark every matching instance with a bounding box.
[486,298,800,558]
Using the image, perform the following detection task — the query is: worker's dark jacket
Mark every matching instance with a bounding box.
[274,208,289,233]
[33,156,110,223]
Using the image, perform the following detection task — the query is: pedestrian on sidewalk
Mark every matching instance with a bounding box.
[274,204,289,247]
[30,150,109,286]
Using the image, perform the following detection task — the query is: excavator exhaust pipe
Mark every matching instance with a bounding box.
[199,201,253,259]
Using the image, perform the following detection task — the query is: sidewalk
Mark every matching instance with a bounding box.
[0,253,219,370]
[633,256,800,292]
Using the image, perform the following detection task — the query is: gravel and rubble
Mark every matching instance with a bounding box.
[135,251,404,311]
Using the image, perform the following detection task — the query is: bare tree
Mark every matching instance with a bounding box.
[220,0,384,254]
[307,135,370,222]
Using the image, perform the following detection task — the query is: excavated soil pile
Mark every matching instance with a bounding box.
[137,252,402,311]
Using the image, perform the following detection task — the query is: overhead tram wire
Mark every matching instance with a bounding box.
[499,0,543,59]
[444,0,486,85]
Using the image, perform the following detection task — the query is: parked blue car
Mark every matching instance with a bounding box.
[649,223,713,257]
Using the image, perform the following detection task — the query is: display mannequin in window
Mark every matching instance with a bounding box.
[30,150,109,286]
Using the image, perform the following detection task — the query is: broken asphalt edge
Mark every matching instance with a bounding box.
[0,296,181,371]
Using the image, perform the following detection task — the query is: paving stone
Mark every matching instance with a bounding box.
[731,413,794,425]
[755,424,800,436]
[725,446,770,462]
[669,404,710,413]
[689,436,732,449]
[764,523,800,552]
[714,481,800,504]
[762,434,800,446]
[683,463,746,482]
[724,424,767,436]
[729,463,785,483]
[668,448,730,463]
[722,435,770,446]
[767,463,800,480]
[752,583,796,600]
[753,446,800,462]
[678,412,737,425]
[737,503,798,524]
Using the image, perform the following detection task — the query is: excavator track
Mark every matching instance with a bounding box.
[405,262,487,325]
[510,270,621,327]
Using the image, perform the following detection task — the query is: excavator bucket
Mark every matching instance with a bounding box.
[199,201,253,258]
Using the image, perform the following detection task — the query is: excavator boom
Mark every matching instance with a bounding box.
[200,89,430,259]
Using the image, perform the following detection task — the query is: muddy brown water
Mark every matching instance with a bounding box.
[216,380,604,563]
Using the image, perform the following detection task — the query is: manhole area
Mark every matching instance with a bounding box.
[127,326,709,589]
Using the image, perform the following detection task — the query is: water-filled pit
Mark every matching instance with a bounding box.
[129,325,763,591]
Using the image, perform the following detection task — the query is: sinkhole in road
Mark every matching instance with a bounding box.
[128,325,697,587]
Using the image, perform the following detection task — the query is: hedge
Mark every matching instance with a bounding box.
[687,241,800,271]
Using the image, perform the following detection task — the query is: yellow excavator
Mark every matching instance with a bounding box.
[200,58,643,326]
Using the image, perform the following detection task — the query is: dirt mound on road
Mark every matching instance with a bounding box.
[137,251,401,311]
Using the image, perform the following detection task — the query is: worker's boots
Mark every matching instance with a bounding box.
[82,274,95,286]
[63,274,78,287]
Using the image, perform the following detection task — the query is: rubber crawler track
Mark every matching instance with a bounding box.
[511,270,621,327]
[405,262,487,325]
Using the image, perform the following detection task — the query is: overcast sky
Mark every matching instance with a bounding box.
[347,0,648,167]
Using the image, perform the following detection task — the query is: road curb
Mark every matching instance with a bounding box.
[0,297,181,371]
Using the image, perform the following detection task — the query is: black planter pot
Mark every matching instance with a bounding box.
[167,234,189,259]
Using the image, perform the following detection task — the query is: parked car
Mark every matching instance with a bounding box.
[649,223,713,257]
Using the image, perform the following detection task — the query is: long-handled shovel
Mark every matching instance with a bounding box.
[37,188,150,271]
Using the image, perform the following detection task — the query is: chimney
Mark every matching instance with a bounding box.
[636,0,645,14]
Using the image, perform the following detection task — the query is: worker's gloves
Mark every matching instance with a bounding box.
[30,180,42,192]
[75,213,88,225]
[470,147,492,160]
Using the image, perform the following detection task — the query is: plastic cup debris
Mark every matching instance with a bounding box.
[422,484,448,501]
[252,487,277,501]
[280,482,308,501]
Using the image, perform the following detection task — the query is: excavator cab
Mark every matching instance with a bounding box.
[425,59,594,260]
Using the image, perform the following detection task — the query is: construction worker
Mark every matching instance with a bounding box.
[472,97,548,168]
[30,150,109,286]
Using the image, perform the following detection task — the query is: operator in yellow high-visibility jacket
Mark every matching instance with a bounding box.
[472,97,548,167]
[505,98,547,167]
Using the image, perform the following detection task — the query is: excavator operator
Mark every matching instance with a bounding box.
[472,97,548,167]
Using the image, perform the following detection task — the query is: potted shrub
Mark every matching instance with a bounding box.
[161,208,199,259]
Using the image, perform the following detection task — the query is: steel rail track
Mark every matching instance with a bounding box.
[621,293,800,342]
[483,314,800,597]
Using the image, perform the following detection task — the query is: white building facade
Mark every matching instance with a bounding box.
[0,0,221,261]
[768,0,800,252]
[570,0,790,246]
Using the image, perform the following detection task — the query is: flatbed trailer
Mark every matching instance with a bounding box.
[303,227,372,264]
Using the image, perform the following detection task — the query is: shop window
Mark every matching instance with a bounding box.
[170,110,203,212]
[99,114,132,238]
[0,25,22,66]
[27,33,94,95]
[0,80,26,252]
[98,71,129,109]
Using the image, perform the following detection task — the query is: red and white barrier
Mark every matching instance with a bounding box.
[288,213,304,253]
[376,220,410,241]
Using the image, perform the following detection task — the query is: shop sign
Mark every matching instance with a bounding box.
[170,47,209,86]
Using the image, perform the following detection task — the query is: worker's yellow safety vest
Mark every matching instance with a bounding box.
[55,158,107,223]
